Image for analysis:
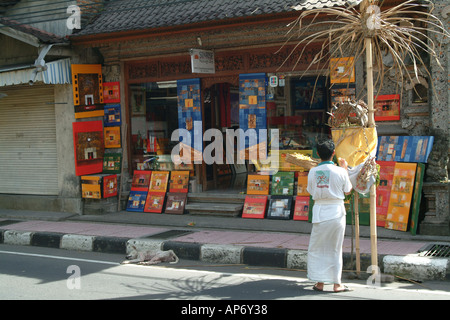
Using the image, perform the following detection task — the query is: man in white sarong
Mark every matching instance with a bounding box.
[307,139,353,292]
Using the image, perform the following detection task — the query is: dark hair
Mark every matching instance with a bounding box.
[316,139,335,161]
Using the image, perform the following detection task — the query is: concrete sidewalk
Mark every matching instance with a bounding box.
[0,209,449,281]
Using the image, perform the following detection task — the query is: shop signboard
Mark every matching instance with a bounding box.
[190,49,215,74]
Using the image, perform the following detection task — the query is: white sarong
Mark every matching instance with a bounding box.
[307,214,346,284]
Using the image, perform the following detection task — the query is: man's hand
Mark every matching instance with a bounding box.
[338,157,348,171]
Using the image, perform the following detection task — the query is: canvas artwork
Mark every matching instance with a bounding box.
[293,196,310,221]
[385,162,417,232]
[169,171,190,193]
[376,161,396,227]
[267,196,292,220]
[71,64,104,119]
[271,172,295,195]
[131,170,152,191]
[165,192,187,215]
[374,94,400,121]
[409,163,425,235]
[329,57,355,84]
[102,153,122,174]
[242,195,267,219]
[149,171,170,192]
[126,191,147,212]
[376,136,434,163]
[104,126,121,148]
[104,104,121,127]
[297,172,309,196]
[247,174,270,195]
[103,174,118,198]
[73,120,104,176]
[330,85,356,105]
[103,81,120,103]
[144,192,166,213]
[81,175,102,199]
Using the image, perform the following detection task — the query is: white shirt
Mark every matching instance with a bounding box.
[307,161,352,223]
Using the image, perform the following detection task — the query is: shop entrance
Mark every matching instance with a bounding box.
[201,82,248,192]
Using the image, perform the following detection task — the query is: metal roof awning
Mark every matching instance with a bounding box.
[0,58,71,86]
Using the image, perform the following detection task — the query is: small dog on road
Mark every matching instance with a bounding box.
[121,245,179,266]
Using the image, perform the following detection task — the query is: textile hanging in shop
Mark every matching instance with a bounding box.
[176,78,202,163]
[238,73,267,161]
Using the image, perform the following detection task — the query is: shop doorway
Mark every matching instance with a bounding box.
[201,82,248,192]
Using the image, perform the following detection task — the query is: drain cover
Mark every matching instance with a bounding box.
[144,230,193,240]
[418,243,450,258]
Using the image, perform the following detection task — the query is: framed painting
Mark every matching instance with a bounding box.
[126,191,147,212]
[130,89,146,116]
[149,171,170,192]
[242,195,267,219]
[267,196,292,220]
[81,175,102,199]
[297,172,309,196]
[102,153,122,174]
[144,192,166,213]
[131,170,152,191]
[271,172,295,195]
[103,81,120,103]
[165,192,187,215]
[376,136,434,163]
[104,104,121,127]
[169,171,190,193]
[374,94,400,121]
[73,120,104,176]
[104,126,121,148]
[293,196,310,221]
[410,163,425,235]
[376,161,396,227]
[103,174,118,198]
[291,76,327,111]
[246,174,270,195]
[71,64,104,119]
[329,57,355,84]
[385,163,417,232]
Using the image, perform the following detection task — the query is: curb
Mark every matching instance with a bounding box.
[1,229,448,281]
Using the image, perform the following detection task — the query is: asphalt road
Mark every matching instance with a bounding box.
[1,244,450,303]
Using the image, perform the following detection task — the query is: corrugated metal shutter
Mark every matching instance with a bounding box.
[0,85,59,195]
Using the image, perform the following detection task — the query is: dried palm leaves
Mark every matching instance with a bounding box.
[279,0,449,99]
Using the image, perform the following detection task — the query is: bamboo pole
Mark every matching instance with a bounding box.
[354,193,361,276]
[365,37,378,272]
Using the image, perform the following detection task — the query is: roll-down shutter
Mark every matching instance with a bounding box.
[0,85,58,195]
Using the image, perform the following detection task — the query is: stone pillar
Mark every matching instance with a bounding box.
[419,3,450,235]
[420,182,450,236]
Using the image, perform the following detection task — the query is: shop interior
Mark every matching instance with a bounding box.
[129,74,331,193]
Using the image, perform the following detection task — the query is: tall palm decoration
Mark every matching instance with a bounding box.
[282,0,448,99]
[282,0,448,272]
